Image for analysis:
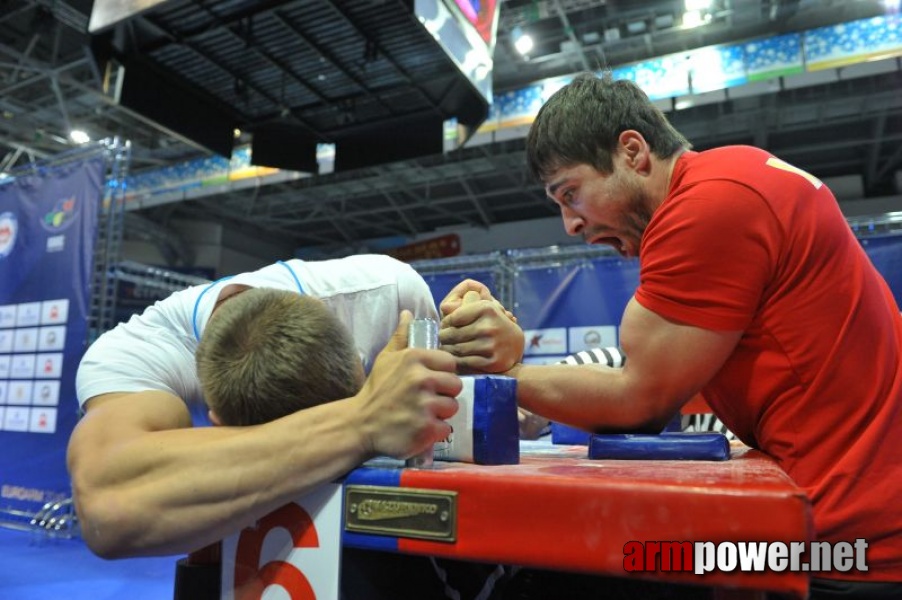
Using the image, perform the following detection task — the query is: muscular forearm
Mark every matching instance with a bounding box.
[68,397,370,558]
[509,363,675,433]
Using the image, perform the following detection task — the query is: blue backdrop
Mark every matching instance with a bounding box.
[0,156,103,514]
[861,234,902,302]
[513,255,639,363]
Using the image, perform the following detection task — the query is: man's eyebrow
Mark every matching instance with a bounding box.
[546,179,566,197]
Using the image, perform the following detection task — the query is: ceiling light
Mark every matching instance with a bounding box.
[515,35,534,55]
[681,9,712,29]
[512,27,534,56]
[69,130,90,144]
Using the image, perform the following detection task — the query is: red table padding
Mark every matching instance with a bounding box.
[385,443,812,598]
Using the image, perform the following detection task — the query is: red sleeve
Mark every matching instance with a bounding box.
[635,180,782,331]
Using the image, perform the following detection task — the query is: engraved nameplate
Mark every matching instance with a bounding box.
[344,485,457,542]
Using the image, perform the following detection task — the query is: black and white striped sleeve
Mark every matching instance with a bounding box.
[558,346,625,368]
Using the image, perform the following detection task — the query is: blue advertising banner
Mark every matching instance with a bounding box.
[861,234,902,305]
[514,256,640,363]
[0,156,104,514]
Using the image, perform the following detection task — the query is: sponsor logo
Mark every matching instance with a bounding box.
[0,212,17,258]
[46,235,64,252]
[41,196,78,232]
[523,327,568,355]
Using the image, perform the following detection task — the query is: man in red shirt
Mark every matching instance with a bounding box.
[482,72,901,597]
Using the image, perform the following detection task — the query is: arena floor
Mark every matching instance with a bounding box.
[0,527,176,600]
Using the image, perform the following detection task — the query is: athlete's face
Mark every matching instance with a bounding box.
[544,160,653,258]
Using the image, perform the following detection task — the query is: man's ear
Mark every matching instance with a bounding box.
[618,130,650,172]
[208,409,223,426]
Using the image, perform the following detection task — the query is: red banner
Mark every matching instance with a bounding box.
[387,233,461,262]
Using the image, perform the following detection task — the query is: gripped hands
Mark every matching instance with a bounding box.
[439,280,525,374]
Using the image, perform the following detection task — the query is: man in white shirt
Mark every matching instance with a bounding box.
[68,254,523,562]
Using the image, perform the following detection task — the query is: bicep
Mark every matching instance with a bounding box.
[620,297,741,415]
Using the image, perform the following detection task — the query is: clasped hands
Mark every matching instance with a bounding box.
[438,278,524,375]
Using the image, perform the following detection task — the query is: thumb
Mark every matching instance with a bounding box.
[462,290,482,306]
[386,310,414,351]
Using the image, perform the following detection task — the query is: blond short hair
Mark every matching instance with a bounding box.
[196,288,362,426]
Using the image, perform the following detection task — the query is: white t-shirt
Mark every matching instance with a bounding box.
[76,255,438,408]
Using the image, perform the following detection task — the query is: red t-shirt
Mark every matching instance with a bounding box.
[635,146,902,580]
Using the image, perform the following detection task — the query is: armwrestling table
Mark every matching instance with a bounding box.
[342,441,813,600]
